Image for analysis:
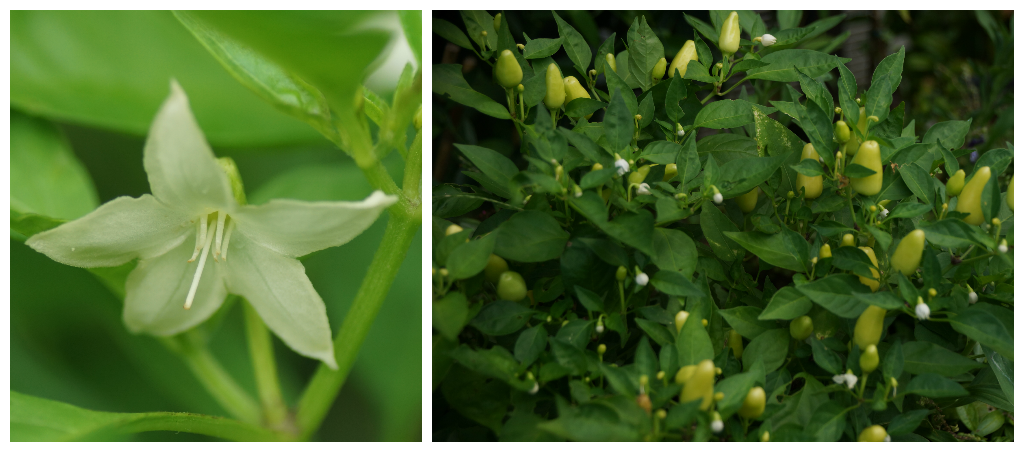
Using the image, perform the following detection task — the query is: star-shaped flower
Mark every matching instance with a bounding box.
[26,82,396,368]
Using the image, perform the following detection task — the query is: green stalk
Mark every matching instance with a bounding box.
[294,212,419,439]
[88,411,291,441]
[243,301,288,428]
[167,336,261,425]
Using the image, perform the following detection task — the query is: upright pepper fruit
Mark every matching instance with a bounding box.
[858,246,880,292]
[736,187,760,213]
[737,386,766,419]
[718,12,740,55]
[890,229,925,276]
[841,233,856,248]
[860,344,879,373]
[484,254,509,284]
[674,310,690,333]
[850,140,882,196]
[834,120,851,143]
[854,305,887,349]
[562,76,592,120]
[663,163,678,181]
[605,53,617,74]
[680,359,716,410]
[845,107,867,155]
[495,49,523,89]
[667,40,698,78]
[858,425,888,442]
[819,244,832,259]
[652,57,668,82]
[496,271,527,301]
[790,315,814,340]
[675,364,696,384]
[543,63,565,111]
[955,166,992,225]
[796,143,823,199]
[946,169,966,197]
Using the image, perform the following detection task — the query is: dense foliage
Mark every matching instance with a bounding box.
[432,10,1013,442]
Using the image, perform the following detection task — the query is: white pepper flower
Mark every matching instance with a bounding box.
[968,291,978,304]
[879,208,889,219]
[998,239,1008,253]
[915,298,931,320]
[833,371,858,390]
[760,34,777,46]
[614,158,630,176]
[713,192,723,204]
[637,183,651,195]
[711,419,724,432]
[635,272,649,286]
[677,129,685,137]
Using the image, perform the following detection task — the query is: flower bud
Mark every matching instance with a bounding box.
[915,297,930,320]
[711,185,723,204]
[573,185,583,198]
[859,425,888,442]
[495,49,523,89]
[702,319,709,327]
[718,12,741,55]
[711,411,724,432]
[529,381,539,394]
[635,272,649,286]
[737,187,760,213]
[790,315,814,340]
[860,344,879,373]
[598,343,607,354]
[955,166,992,225]
[636,394,652,413]
[819,244,832,259]
[656,370,665,381]
[668,40,698,78]
[854,305,886,349]
[760,33,777,46]
[968,290,978,304]
[601,53,617,75]
[439,268,449,277]
[656,409,667,420]
[858,246,880,292]
[796,143,823,199]
[850,140,883,196]
[998,239,1008,253]
[738,386,766,419]
[891,229,925,276]
[616,266,627,281]
[653,57,667,82]
[663,163,678,181]
[945,169,966,196]
[517,43,525,51]
[591,162,604,171]
[543,63,565,110]
[589,69,596,77]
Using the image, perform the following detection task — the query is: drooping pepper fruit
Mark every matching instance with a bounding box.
[543,63,565,110]
[849,140,882,196]
[835,120,851,143]
[494,49,523,89]
[854,305,886,349]
[790,315,814,340]
[737,386,766,419]
[484,254,509,284]
[628,164,653,185]
[860,344,879,373]
[945,169,965,197]
[652,57,668,82]
[858,246,880,292]
[563,76,592,107]
[496,271,527,301]
[718,12,741,55]
[955,166,992,225]
[736,187,760,213]
[796,143,823,199]
[890,229,925,276]
[845,107,867,155]
[858,425,888,442]
[728,329,743,358]
[680,359,716,410]
[663,163,678,181]
[605,53,618,74]
[667,40,698,79]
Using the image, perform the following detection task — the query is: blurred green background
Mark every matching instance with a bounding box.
[11,10,421,441]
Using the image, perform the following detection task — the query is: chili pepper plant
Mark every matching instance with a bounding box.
[432,10,1013,442]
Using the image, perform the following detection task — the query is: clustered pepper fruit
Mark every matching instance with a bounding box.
[955,166,992,225]
[679,359,716,410]
[854,305,887,349]
[543,63,565,111]
[849,140,882,196]
[795,143,823,199]
[562,76,592,119]
[494,49,522,89]
[496,271,527,301]
[890,229,925,276]
[718,11,740,55]
[667,40,697,79]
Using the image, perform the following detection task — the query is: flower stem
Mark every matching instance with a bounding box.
[167,335,261,425]
[294,211,419,439]
[242,300,288,429]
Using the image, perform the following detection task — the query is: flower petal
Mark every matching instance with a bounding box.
[232,190,396,258]
[123,235,227,336]
[225,234,336,368]
[26,195,193,268]
[143,80,234,213]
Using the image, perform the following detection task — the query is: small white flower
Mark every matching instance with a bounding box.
[879,208,889,219]
[614,158,630,176]
[833,372,858,389]
[884,435,891,442]
[637,183,651,195]
[761,34,777,46]
[713,192,723,204]
[998,242,1008,253]
[916,301,931,320]
[711,419,724,432]
[635,272,649,286]
[968,291,978,304]
[596,324,605,333]
[529,382,539,394]
[676,129,685,137]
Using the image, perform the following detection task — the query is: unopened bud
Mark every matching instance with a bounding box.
[598,344,607,354]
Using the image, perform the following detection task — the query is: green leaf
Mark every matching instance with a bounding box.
[743,329,789,373]
[10,391,287,441]
[446,233,497,280]
[174,11,336,140]
[871,46,905,94]
[494,210,569,263]
[985,347,1013,404]
[796,67,834,125]
[759,286,812,320]
[722,230,807,272]
[470,300,534,336]
[972,148,1013,177]
[12,11,331,147]
[523,37,564,59]
[844,163,877,178]
[640,141,682,165]
[698,133,759,164]
[692,100,777,130]
[564,97,606,119]
[603,63,638,115]
[556,319,595,350]
[887,409,929,436]
[796,274,870,318]
[549,337,587,375]
[864,71,892,125]
[652,228,698,276]
[456,144,519,197]
[791,159,826,176]
[461,11,497,51]
[804,401,846,442]
[745,49,848,82]
[837,63,860,130]
[882,339,904,381]
[700,202,745,262]
[433,292,470,341]
[635,318,674,347]
[603,88,635,153]
[572,192,655,256]
[920,219,994,249]
[515,325,549,368]
[810,338,844,375]
[538,408,640,441]
[717,154,790,198]
[626,16,664,92]
[434,64,511,119]
[650,270,704,298]
[887,202,931,220]
[676,310,714,367]
[449,344,534,392]
[830,246,878,280]
[904,373,969,398]
[949,303,1014,360]
[433,18,473,50]
[714,366,762,418]
[719,307,775,339]
[579,168,618,190]
[552,11,591,76]
[10,112,98,226]
[902,341,985,376]
[981,170,1001,224]
[853,291,904,310]
[561,127,613,166]
[574,285,605,313]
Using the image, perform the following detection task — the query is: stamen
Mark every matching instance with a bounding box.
[214,212,227,257]
[220,221,236,261]
[188,215,209,263]
[184,228,216,310]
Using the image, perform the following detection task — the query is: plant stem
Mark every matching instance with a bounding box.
[242,301,287,428]
[294,211,419,439]
[167,336,261,425]
[93,411,291,441]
